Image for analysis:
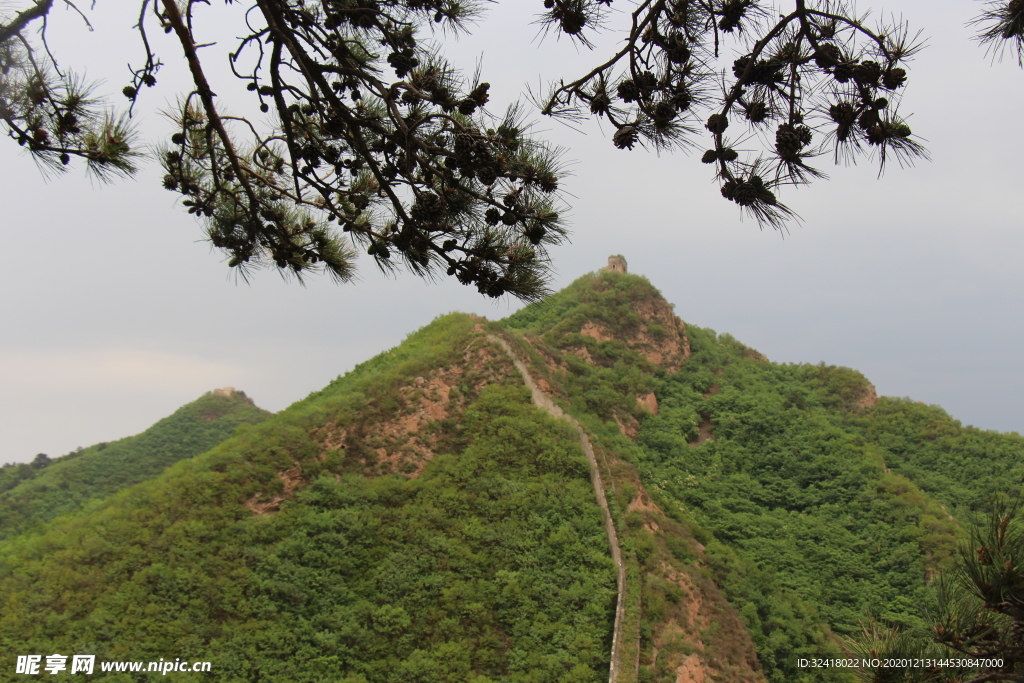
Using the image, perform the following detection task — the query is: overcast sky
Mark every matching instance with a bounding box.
[1,0,1022,464]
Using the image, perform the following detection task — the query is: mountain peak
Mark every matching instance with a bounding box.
[505,269,691,372]
[209,386,255,405]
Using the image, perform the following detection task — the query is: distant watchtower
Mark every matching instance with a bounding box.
[603,255,627,274]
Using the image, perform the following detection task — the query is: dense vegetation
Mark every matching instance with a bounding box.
[842,398,1024,518]
[637,324,960,632]
[0,316,616,683]
[1,270,1021,682]
[504,271,1023,683]
[0,391,270,542]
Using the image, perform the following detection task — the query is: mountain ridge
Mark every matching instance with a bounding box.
[0,388,270,541]
[0,268,1021,682]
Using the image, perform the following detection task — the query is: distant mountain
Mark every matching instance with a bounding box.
[0,389,270,541]
[0,267,1021,683]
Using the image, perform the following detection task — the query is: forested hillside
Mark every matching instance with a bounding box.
[0,269,1020,683]
[0,317,622,682]
[500,271,1021,682]
[0,389,270,540]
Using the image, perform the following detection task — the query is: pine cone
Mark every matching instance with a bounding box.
[476,165,497,186]
[538,173,558,192]
[732,181,758,206]
[470,83,491,106]
[590,90,612,115]
[670,86,692,111]
[411,193,443,221]
[706,114,729,134]
[387,51,415,78]
[617,79,640,103]
[454,133,475,160]
[733,56,782,85]
[666,33,691,63]
[745,101,768,123]
[525,224,547,245]
[829,102,857,126]
[722,175,774,207]
[814,44,842,68]
[553,6,587,35]
[859,108,880,130]
[832,62,855,83]
[853,61,882,86]
[652,101,677,125]
[882,67,907,89]
[638,71,658,90]
[718,0,751,32]
[775,123,812,161]
[732,55,752,80]
[410,69,439,93]
[613,126,638,149]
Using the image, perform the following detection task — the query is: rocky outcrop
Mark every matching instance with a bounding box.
[246,466,303,514]
[577,293,691,373]
[622,482,765,683]
[315,333,514,478]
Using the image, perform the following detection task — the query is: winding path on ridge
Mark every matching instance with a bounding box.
[488,335,626,683]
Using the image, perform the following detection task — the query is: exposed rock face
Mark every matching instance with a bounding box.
[614,413,641,439]
[578,294,691,372]
[246,467,303,515]
[612,475,765,683]
[314,331,515,479]
[856,382,879,411]
[637,392,659,415]
[675,653,707,683]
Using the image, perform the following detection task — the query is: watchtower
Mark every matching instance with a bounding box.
[603,255,627,274]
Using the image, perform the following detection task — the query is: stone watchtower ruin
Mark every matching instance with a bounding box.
[603,255,627,274]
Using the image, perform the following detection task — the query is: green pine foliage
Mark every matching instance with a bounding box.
[0,391,270,541]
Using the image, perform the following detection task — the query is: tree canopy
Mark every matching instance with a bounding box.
[1,0,1021,300]
[853,499,1024,683]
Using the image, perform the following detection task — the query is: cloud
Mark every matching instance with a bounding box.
[0,348,246,392]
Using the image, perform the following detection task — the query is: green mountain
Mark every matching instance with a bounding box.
[0,269,1020,683]
[0,389,271,541]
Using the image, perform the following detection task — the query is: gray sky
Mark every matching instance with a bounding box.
[1,1,1022,463]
